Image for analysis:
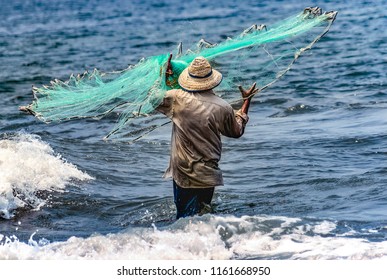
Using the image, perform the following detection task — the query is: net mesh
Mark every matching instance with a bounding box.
[23,7,337,140]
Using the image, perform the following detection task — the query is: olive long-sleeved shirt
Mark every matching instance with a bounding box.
[157,89,248,188]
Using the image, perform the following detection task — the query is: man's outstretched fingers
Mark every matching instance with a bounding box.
[239,82,259,99]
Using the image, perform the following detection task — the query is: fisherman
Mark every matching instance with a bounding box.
[157,56,258,219]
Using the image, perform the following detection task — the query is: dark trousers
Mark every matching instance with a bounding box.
[173,180,214,219]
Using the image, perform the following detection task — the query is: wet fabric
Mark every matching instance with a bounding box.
[173,180,214,219]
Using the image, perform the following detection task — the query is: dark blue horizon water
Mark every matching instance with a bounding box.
[0,0,386,259]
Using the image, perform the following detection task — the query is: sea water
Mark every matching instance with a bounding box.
[0,0,386,260]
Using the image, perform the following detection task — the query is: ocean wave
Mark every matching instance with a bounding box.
[0,133,93,219]
[1,215,386,260]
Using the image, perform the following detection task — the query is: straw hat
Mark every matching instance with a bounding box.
[178,56,222,92]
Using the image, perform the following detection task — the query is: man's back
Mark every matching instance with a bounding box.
[158,88,247,188]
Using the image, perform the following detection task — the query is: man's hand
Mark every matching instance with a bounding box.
[238,82,259,100]
[166,53,173,77]
[238,82,259,115]
[166,53,176,87]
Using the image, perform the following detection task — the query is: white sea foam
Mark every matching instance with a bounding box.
[1,215,387,260]
[0,133,93,219]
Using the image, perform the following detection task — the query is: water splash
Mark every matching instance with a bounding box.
[1,215,386,260]
[0,133,93,219]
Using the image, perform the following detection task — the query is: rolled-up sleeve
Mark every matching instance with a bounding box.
[220,108,249,138]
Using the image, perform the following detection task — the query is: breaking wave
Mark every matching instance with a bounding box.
[1,215,386,260]
[0,133,93,219]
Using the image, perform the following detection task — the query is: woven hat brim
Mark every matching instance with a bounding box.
[178,68,223,92]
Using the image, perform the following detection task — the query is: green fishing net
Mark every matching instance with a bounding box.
[23,7,337,140]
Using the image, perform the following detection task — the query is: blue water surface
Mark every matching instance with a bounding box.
[0,0,386,259]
